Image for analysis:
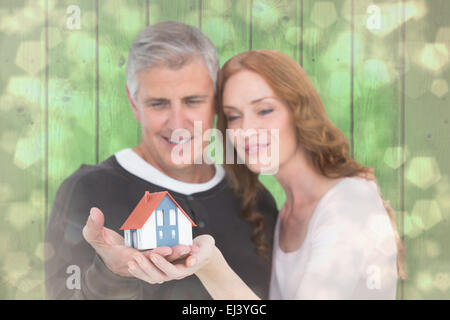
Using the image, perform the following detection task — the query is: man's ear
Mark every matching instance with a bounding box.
[126,85,140,121]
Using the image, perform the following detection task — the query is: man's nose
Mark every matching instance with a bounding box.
[166,103,189,130]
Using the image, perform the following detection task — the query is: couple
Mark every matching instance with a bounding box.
[45,21,405,300]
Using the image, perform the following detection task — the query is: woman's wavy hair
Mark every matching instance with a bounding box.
[217,49,406,279]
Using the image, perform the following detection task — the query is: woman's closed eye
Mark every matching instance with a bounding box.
[226,114,240,122]
[226,108,273,122]
[258,108,273,116]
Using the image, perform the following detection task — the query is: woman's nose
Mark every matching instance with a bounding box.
[240,114,258,131]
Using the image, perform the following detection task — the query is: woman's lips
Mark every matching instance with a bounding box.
[245,143,270,155]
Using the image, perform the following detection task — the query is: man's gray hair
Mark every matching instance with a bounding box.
[126,21,219,105]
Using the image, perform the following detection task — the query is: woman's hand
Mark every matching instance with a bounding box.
[127,235,216,284]
[128,234,259,299]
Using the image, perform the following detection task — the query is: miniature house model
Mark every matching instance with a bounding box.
[120,191,197,250]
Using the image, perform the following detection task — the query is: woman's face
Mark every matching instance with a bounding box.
[222,70,298,174]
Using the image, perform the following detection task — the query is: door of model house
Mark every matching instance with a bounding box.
[155,196,179,247]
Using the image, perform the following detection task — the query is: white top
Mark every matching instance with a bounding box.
[114,148,226,195]
[269,177,398,300]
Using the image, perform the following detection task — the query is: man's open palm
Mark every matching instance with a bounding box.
[82,207,171,278]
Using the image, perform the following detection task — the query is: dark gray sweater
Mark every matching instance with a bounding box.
[44,155,278,299]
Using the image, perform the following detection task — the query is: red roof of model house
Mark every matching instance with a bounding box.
[119,191,197,230]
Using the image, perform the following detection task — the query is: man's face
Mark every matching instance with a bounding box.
[131,60,216,172]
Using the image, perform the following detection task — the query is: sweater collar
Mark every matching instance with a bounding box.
[114,148,226,196]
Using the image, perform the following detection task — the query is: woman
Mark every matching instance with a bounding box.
[127,50,406,299]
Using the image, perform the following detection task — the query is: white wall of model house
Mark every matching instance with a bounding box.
[124,208,192,249]
[177,208,193,246]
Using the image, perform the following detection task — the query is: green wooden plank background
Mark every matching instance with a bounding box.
[0,0,47,299]
[47,0,97,238]
[351,0,404,297]
[0,0,449,299]
[402,0,450,299]
[98,0,147,162]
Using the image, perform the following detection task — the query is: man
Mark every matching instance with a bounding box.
[45,21,278,299]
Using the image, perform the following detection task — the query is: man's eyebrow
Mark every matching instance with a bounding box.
[182,95,209,100]
[143,95,209,104]
[143,97,169,104]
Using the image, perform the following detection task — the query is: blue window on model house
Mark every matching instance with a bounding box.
[155,195,179,247]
